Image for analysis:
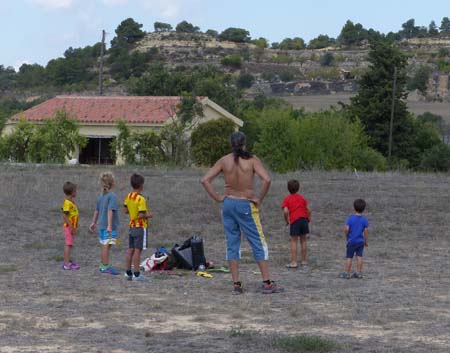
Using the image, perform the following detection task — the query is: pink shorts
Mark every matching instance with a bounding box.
[64,227,75,246]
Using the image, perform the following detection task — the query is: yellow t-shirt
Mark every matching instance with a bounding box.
[61,199,79,229]
[124,192,149,228]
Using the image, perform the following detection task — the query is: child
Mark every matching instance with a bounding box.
[339,199,369,279]
[61,181,80,270]
[123,173,152,281]
[281,179,311,270]
[89,172,120,275]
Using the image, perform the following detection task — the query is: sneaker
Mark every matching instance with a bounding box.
[300,264,309,272]
[262,281,284,294]
[70,262,80,270]
[133,274,145,282]
[124,273,133,281]
[338,272,351,279]
[62,262,72,270]
[351,272,363,279]
[233,282,244,295]
[99,266,120,275]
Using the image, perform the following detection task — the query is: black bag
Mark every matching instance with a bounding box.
[171,235,206,270]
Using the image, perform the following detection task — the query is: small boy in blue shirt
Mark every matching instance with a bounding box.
[339,199,369,279]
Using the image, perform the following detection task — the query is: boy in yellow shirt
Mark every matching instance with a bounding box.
[123,173,152,281]
[61,181,80,270]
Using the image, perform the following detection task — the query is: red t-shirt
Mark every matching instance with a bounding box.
[281,194,309,224]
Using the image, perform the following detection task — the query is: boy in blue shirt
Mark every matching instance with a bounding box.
[339,199,369,279]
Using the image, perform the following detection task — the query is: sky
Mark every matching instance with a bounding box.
[1,0,449,70]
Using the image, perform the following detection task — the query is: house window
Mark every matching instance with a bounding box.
[79,137,116,165]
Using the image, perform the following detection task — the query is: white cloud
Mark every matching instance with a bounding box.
[30,0,72,10]
[101,0,129,5]
[139,0,183,19]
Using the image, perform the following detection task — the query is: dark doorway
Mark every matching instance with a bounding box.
[79,137,116,165]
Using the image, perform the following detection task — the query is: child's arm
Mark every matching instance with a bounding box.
[89,210,99,233]
[107,209,113,234]
[138,210,152,219]
[62,213,75,233]
[282,207,289,225]
[307,207,312,222]
[364,228,369,247]
[344,225,350,239]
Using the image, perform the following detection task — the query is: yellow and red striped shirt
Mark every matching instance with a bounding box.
[61,199,79,229]
[124,192,149,228]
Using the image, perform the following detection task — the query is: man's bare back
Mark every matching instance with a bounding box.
[201,153,271,205]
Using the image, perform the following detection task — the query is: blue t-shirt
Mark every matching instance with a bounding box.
[96,191,119,231]
[345,214,368,244]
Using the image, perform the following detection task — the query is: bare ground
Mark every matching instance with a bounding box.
[1,165,450,353]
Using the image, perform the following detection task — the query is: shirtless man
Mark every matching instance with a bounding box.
[201,131,281,294]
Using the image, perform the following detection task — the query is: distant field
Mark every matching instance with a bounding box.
[284,94,450,121]
[1,165,450,352]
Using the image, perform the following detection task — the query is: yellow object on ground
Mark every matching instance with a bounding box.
[197,271,213,278]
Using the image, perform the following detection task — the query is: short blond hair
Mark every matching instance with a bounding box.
[100,172,115,192]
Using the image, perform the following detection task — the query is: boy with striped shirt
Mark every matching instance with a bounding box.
[123,173,152,281]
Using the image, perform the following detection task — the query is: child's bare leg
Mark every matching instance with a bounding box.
[290,236,299,265]
[356,256,363,273]
[132,249,142,272]
[101,244,111,265]
[64,245,71,265]
[345,258,352,273]
[125,248,134,270]
[300,235,307,265]
[256,260,270,282]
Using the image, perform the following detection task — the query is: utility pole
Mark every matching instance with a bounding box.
[388,66,397,160]
[98,30,105,95]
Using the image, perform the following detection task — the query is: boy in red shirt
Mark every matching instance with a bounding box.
[281,179,311,269]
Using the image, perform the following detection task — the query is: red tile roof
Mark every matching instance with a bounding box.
[10,96,189,124]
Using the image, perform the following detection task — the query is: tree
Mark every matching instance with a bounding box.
[251,37,268,49]
[0,65,16,91]
[154,22,172,32]
[111,18,145,45]
[320,52,335,67]
[191,118,235,166]
[440,17,450,34]
[205,29,218,37]
[407,65,432,95]
[428,21,439,36]
[175,20,200,33]
[219,28,250,43]
[279,37,305,50]
[16,63,46,88]
[400,18,419,39]
[349,40,410,158]
[338,20,368,46]
[308,35,335,49]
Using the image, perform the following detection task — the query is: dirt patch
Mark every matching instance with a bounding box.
[0,165,449,352]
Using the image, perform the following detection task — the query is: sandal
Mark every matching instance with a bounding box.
[285,263,298,269]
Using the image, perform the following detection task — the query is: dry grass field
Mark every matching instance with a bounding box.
[283,94,450,122]
[1,165,450,352]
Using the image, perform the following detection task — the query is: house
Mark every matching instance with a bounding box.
[4,96,243,165]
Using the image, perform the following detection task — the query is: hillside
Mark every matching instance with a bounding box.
[130,32,450,100]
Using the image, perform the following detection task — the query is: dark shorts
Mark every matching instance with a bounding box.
[346,242,364,258]
[129,227,148,250]
[290,218,309,236]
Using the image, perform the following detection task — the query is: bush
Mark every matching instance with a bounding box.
[191,118,235,166]
[353,147,387,171]
[221,54,243,69]
[236,73,255,89]
[420,143,450,171]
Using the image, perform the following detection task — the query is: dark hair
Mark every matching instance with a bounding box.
[230,131,252,163]
[287,179,300,194]
[130,173,145,189]
[354,199,366,213]
[63,181,77,195]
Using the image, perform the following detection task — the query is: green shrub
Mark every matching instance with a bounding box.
[274,335,338,353]
[221,54,243,69]
[419,143,450,171]
[191,118,235,166]
[353,147,387,171]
